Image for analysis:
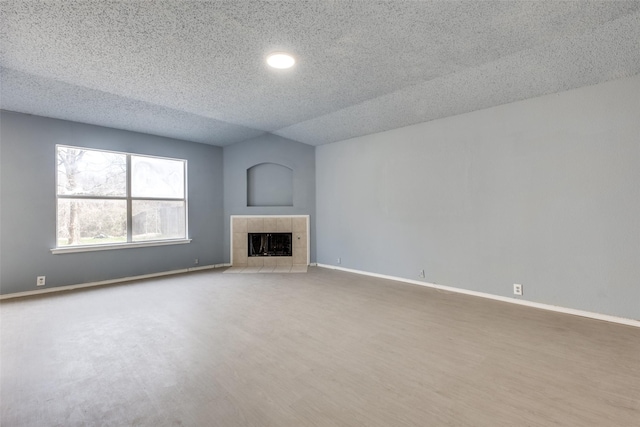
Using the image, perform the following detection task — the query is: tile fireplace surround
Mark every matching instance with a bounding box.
[230,215,309,269]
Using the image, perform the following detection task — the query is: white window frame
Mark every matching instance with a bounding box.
[52,145,190,254]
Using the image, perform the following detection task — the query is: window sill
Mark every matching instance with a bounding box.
[51,239,192,254]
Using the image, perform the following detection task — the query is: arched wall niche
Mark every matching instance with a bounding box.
[246,162,293,207]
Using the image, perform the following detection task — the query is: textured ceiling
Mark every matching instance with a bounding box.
[1,1,639,146]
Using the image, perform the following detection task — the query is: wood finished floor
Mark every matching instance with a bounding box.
[1,267,638,426]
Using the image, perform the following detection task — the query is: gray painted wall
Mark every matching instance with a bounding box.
[0,112,224,294]
[223,133,315,262]
[316,75,640,320]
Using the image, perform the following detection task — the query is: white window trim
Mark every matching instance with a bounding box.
[54,145,189,253]
[51,238,192,254]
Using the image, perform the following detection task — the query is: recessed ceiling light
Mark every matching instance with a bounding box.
[266,52,295,69]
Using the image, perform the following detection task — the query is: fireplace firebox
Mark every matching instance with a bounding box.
[248,233,292,257]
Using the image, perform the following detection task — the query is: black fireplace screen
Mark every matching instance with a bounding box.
[248,233,292,257]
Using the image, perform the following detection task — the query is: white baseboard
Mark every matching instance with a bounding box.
[0,264,227,300]
[316,264,640,328]
[5,263,637,328]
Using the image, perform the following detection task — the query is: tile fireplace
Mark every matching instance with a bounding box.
[230,215,309,268]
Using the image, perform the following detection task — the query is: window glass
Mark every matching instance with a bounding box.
[57,199,127,246]
[132,200,186,241]
[57,147,126,196]
[131,156,184,198]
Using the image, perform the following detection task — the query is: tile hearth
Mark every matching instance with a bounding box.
[224,264,308,274]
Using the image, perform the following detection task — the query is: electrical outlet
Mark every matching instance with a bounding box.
[37,276,46,286]
[419,269,425,278]
[337,257,341,264]
[194,258,199,265]
[513,283,523,296]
